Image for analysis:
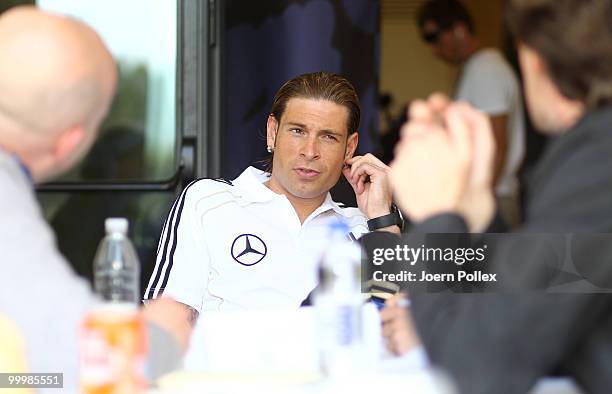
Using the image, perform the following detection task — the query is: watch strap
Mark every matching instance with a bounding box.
[367,205,403,231]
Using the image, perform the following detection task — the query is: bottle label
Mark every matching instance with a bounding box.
[79,329,115,385]
[336,305,357,345]
[79,309,147,393]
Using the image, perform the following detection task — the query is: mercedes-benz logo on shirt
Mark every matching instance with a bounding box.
[231,234,267,266]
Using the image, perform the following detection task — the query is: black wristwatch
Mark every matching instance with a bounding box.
[367,204,404,232]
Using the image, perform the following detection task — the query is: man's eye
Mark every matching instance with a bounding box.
[323,134,338,141]
[290,128,304,134]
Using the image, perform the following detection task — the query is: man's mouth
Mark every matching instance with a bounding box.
[294,167,321,179]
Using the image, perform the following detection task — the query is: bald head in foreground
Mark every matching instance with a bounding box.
[0,6,188,389]
[0,5,116,181]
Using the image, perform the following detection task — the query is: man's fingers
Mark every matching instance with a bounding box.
[343,168,367,195]
[381,305,418,356]
[342,164,352,180]
[428,92,451,113]
[410,93,450,124]
[342,165,359,192]
[350,162,386,182]
[409,99,434,122]
[381,322,394,338]
[453,102,496,188]
[380,306,398,323]
[344,155,361,166]
[382,317,405,335]
[460,103,496,162]
[348,154,388,179]
[357,173,367,194]
[444,104,473,166]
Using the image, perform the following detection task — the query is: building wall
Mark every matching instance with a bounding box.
[379,0,505,118]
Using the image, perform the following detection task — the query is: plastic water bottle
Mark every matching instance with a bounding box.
[81,218,146,393]
[93,218,140,304]
[314,220,366,376]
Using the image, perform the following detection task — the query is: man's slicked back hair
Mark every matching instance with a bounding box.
[262,71,360,173]
[270,71,360,136]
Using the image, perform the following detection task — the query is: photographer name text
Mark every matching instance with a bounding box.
[372,270,497,283]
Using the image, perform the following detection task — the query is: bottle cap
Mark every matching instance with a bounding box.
[105,217,129,235]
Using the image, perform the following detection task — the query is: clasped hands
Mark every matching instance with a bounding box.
[389,94,497,233]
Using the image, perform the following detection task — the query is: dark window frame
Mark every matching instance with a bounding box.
[36,0,224,194]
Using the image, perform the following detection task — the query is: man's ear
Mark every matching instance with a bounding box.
[54,125,86,164]
[266,114,278,149]
[345,131,359,160]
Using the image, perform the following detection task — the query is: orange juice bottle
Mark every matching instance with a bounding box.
[79,304,147,394]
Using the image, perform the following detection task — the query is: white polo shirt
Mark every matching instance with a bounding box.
[144,166,368,312]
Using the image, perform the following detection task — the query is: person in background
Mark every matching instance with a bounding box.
[0,6,189,389]
[389,0,612,392]
[417,0,525,227]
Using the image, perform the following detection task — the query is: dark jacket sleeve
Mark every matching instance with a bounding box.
[409,213,469,233]
[404,116,612,393]
[408,218,612,393]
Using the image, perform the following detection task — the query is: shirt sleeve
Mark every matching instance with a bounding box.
[144,181,211,312]
[455,53,517,116]
[0,160,96,390]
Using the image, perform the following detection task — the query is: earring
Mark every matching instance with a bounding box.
[267,145,274,153]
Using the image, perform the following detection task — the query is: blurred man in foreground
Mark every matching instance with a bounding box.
[389,0,612,392]
[0,6,188,389]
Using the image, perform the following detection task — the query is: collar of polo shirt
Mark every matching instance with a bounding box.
[234,166,348,217]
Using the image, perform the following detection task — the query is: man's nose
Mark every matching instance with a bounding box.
[300,135,320,160]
